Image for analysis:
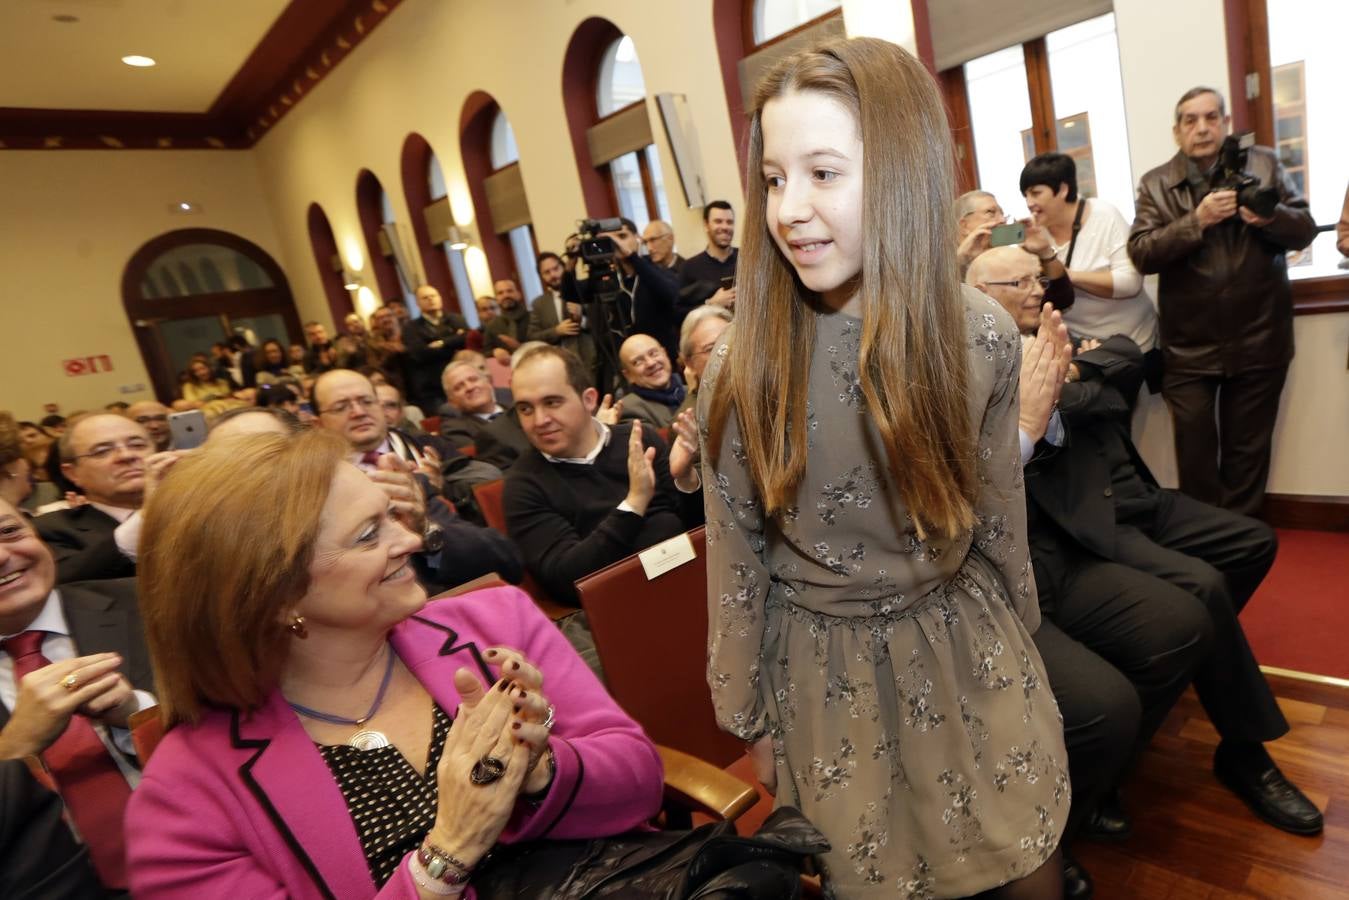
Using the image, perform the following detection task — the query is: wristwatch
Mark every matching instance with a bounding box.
[422,524,446,555]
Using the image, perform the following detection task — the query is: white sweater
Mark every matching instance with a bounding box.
[1055,198,1158,351]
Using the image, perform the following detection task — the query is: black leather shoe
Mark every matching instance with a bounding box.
[1082,790,1132,842]
[1214,742,1323,835]
[1062,849,1094,900]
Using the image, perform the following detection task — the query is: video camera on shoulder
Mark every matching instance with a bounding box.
[1209,132,1279,219]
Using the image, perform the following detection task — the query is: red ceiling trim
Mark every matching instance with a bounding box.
[0,0,404,150]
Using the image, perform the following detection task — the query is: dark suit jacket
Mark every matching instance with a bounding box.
[526,290,597,371]
[33,506,137,584]
[402,313,470,407]
[1024,335,1155,567]
[437,410,529,472]
[0,761,105,900]
[0,578,152,732]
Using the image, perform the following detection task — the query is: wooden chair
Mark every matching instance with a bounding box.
[129,706,758,826]
[573,527,744,769]
[421,415,441,436]
[459,443,477,458]
[471,479,575,622]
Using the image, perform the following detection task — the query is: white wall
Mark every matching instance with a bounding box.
[0,151,283,419]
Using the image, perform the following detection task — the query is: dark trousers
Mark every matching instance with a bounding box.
[1033,551,1212,839]
[1112,489,1286,743]
[1163,364,1288,518]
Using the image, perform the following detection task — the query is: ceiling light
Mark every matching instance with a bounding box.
[122,55,156,68]
[52,14,79,23]
[446,226,469,251]
[342,268,363,291]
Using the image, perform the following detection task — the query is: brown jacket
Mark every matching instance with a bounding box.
[1128,147,1315,374]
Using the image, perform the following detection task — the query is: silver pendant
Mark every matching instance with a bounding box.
[348,729,391,751]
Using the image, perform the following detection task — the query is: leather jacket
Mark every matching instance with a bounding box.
[1127,147,1315,374]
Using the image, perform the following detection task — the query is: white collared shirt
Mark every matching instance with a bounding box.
[0,590,154,782]
[540,419,611,465]
[472,404,505,423]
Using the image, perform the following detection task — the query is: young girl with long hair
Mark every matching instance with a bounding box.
[699,38,1067,898]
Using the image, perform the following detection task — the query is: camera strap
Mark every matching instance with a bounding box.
[1063,199,1086,269]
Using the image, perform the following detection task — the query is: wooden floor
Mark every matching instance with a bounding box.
[1075,672,1349,899]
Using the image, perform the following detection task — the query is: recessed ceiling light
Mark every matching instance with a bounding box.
[52,14,79,23]
[121,55,156,68]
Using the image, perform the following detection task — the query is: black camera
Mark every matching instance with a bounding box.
[1210,133,1279,219]
[575,217,625,305]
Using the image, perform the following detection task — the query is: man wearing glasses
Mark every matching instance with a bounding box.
[33,414,160,582]
[311,370,520,592]
[640,220,684,275]
[954,189,1074,313]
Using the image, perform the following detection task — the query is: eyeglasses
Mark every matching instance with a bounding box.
[318,396,378,416]
[71,437,152,462]
[379,400,402,411]
[134,414,168,425]
[984,276,1051,293]
[688,341,718,361]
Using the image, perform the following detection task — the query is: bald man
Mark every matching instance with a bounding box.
[616,333,684,431]
[641,220,684,274]
[956,189,1074,311]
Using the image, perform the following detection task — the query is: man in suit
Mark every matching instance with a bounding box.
[34,414,160,583]
[402,284,471,413]
[312,369,520,590]
[527,251,597,378]
[437,361,530,471]
[0,760,105,899]
[971,245,1320,839]
[1,497,154,892]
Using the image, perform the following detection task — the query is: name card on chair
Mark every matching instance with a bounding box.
[638,532,697,580]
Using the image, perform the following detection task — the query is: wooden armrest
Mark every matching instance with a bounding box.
[434,573,510,598]
[657,744,759,824]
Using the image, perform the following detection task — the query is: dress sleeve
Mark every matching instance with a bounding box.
[969,298,1040,632]
[695,339,771,742]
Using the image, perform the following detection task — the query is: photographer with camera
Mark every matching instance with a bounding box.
[1128,87,1315,518]
[566,217,681,394]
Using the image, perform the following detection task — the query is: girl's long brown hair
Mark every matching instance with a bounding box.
[707,37,975,540]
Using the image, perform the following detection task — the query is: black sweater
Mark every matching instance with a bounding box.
[502,423,703,605]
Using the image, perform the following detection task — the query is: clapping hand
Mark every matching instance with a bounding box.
[369,454,427,535]
[0,653,136,761]
[667,408,700,490]
[623,421,657,516]
[595,394,624,426]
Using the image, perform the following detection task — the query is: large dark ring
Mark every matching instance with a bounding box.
[470,755,507,785]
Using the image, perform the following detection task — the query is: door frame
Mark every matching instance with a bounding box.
[122,229,303,403]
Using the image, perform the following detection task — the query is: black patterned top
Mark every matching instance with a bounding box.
[317,704,451,886]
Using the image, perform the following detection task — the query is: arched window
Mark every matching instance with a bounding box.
[400,132,465,321]
[426,154,479,327]
[750,0,841,45]
[460,92,541,300]
[488,110,543,301]
[356,169,419,313]
[711,0,844,181]
[122,229,302,402]
[595,36,670,229]
[306,202,355,327]
[562,19,671,229]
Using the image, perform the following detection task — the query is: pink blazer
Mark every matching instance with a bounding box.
[126,587,664,899]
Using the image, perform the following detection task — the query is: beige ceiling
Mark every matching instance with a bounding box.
[0,0,290,113]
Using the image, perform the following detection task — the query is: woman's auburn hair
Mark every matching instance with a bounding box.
[138,428,347,725]
[707,36,976,540]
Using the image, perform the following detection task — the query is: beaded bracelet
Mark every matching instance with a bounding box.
[409,841,472,895]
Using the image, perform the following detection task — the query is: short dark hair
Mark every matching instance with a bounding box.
[303,321,321,329]
[536,251,562,273]
[1174,86,1226,124]
[39,414,65,429]
[703,200,733,222]
[619,217,638,235]
[255,381,300,409]
[513,345,593,398]
[1019,153,1078,203]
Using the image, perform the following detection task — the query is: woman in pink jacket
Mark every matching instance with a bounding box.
[127,428,663,899]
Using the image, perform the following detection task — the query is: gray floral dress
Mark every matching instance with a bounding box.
[697,288,1068,898]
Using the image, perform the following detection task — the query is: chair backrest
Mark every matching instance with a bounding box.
[421,415,441,436]
[485,358,512,388]
[575,527,743,768]
[471,479,575,622]
[130,707,166,763]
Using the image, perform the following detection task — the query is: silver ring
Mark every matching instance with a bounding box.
[541,704,556,731]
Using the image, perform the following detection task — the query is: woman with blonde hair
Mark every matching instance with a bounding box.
[700,38,1067,897]
[173,356,250,418]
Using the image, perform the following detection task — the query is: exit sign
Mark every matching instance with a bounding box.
[63,355,114,377]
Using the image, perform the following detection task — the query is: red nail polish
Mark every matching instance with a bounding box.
[513,722,521,730]
[519,690,527,698]
[513,704,521,712]
[510,661,520,671]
